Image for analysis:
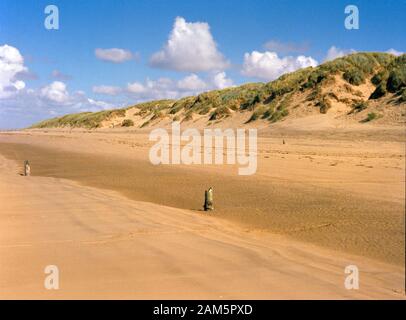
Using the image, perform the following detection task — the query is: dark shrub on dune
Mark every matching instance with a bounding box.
[387,68,406,93]
[121,119,134,127]
[369,84,387,99]
[343,68,365,85]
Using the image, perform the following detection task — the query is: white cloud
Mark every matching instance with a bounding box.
[0,45,116,128]
[86,98,114,110]
[127,77,181,100]
[0,81,115,129]
[38,81,114,111]
[127,82,146,94]
[325,46,356,61]
[92,85,122,95]
[386,48,403,56]
[95,48,135,63]
[40,81,70,104]
[211,72,234,89]
[0,44,28,98]
[177,74,207,91]
[241,51,318,81]
[125,72,234,101]
[14,80,25,90]
[325,46,404,61]
[150,17,229,72]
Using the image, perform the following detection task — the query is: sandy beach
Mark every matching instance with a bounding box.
[0,126,404,299]
[1,0,405,303]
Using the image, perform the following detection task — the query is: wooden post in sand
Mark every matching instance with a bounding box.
[24,160,31,176]
[204,187,214,211]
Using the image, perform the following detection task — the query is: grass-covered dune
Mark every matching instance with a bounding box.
[31,52,406,129]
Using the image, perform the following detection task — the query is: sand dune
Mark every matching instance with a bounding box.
[0,154,404,299]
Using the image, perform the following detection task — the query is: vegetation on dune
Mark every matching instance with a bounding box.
[317,96,332,114]
[209,105,231,121]
[361,112,380,123]
[121,119,134,127]
[182,111,193,122]
[30,52,405,129]
[387,67,406,92]
[140,120,150,128]
[366,112,378,121]
[400,88,406,103]
[268,106,289,123]
[343,68,365,85]
[31,109,126,129]
[371,70,389,86]
[369,83,387,99]
[370,54,406,96]
[132,99,174,117]
[352,101,369,113]
[247,105,267,122]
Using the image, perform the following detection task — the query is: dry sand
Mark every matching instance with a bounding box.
[0,125,404,299]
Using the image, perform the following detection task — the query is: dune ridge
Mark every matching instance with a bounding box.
[30,53,406,130]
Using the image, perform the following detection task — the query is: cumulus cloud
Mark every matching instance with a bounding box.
[0,44,116,128]
[177,74,207,91]
[38,81,115,110]
[0,44,28,98]
[92,85,122,96]
[241,51,318,81]
[386,48,403,56]
[211,72,234,89]
[86,98,115,110]
[127,82,147,94]
[324,46,356,61]
[127,77,182,100]
[1,81,115,129]
[40,81,70,104]
[149,17,229,72]
[125,72,233,101]
[95,48,135,63]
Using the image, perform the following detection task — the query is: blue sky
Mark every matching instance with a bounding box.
[0,0,405,128]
